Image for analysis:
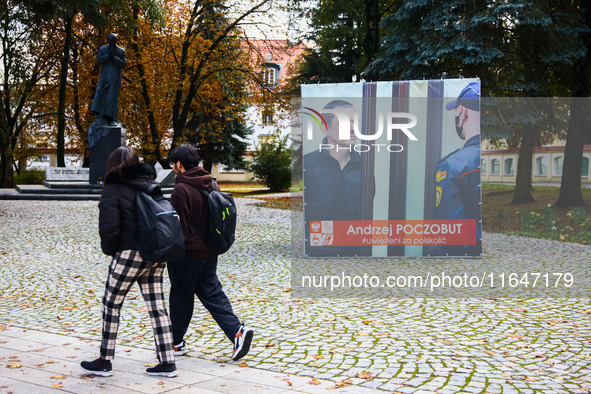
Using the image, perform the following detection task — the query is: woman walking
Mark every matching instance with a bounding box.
[81,146,177,377]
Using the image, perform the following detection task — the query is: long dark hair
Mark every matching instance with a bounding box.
[106,146,140,176]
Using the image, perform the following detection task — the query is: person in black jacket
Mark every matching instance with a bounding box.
[81,146,177,378]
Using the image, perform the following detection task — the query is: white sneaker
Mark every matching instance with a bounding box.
[232,325,254,361]
[173,341,188,356]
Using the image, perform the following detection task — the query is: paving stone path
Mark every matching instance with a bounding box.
[1,199,591,393]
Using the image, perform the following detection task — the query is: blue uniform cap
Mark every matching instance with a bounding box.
[445,82,480,111]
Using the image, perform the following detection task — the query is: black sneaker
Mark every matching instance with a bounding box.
[232,325,254,361]
[80,358,113,377]
[146,363,178,377]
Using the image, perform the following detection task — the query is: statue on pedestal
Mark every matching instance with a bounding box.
[89,33,127,148]
[88,33,127,184]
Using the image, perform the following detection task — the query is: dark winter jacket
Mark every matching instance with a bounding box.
[170,166,219,258]
[98,163,158,256]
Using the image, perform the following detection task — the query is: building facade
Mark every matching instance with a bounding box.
[481,145,591,185]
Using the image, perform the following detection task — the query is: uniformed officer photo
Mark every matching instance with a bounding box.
[434,82,482,257]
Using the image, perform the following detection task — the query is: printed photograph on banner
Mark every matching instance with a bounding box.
[301,79,482,258]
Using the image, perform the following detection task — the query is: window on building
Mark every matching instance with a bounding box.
[261,107,273,125]
[535,156,547,176]
[218,164,246,174]
[480,159,487,175]
[491,159,500,175]
[582,156,590,177]
[504,158,514,176]
[262,67,276,86]
[553,156,563,176]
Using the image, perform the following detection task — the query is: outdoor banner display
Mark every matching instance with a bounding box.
[301,79,482,258]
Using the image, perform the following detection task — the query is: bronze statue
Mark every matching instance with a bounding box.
[91,33,126,122]
[89,33,126,148]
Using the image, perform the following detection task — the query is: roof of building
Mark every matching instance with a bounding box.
[246,39,307,85]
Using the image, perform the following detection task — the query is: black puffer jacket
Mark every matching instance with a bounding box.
[98,163,158,257]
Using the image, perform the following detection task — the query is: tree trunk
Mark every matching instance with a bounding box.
[56,14,73,167]
[556,98,586,207]
[512,125,536,204]
[556,0,591,207]
[0,144,14,188]
[363,0,380,68]
[71,43,90,168]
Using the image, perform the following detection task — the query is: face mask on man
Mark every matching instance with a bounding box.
[455,108,465,140]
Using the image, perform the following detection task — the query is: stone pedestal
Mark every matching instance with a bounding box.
[89,125,126,185]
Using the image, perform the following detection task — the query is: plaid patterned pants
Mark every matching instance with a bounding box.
[100,250,174,364]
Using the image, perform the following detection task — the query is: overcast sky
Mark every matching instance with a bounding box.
[228,0,311,41]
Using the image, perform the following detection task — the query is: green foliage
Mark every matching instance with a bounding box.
[516,205,557,232]
[367,0,586,96]
[13,169,45,185]
[189,117,254,174]
[290,0,399,84]
[249,135,291,192]
[514,204,591,244]
[366,0,504,83]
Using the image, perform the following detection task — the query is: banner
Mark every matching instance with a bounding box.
[301,79,482,258]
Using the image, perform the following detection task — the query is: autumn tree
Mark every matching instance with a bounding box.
[167,0,272,153]
[105,0,271,170]
[0,2,58,187]
[19,0,107,167]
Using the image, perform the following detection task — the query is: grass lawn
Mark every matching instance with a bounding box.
[482,183,591,244]
[233,181,591,245]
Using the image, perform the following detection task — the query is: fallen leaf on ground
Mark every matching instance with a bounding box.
[356,372,374,380]
[51,375,67,379]
[309,379,321,385]
[336,379,353,387]
[7,364,22,369]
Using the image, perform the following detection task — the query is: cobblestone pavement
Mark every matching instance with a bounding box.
[1,199,591,393]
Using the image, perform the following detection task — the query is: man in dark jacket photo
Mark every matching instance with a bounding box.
[167,144,254,361]
[303,100,364,257]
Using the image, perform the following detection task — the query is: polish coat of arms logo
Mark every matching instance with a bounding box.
[309,221,334,246]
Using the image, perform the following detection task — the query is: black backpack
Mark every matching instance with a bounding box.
[136,184,185,262]
[192,180,237,255]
